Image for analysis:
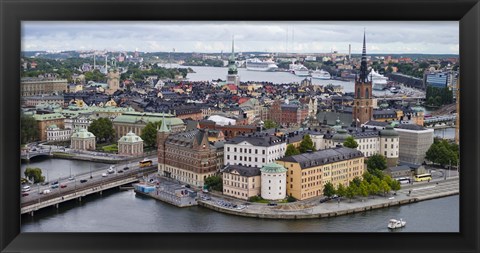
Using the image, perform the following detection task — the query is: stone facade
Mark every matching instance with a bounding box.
[70,128,96,151]
[222,165,261,200]
[21,77,68,96]
[118,131,144,156]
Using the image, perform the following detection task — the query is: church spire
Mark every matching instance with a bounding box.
[358,29,369,83]
[159,113,170,133]
[228,35,237,75]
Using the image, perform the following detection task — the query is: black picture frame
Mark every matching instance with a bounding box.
[1,0,479,252]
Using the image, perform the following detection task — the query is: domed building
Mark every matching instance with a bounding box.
[379,125,399,166]
[118,131,144,156]
[260,163,287,200]
[71,128,96,150]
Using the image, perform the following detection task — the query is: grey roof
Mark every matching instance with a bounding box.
[226,133,285,147]
[316,111,353,126]
[364,121,389,127]
[223,165,261,177]
[385,165,412,172]
[395,124,427,131]
[279,147,363,169]
[380,125,399,137]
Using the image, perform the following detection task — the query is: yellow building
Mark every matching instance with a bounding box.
[222,165,261,200]
[276,147,365,200]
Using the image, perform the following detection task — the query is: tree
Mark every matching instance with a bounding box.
[88,118,115,143]
[390,179,401,192]
[368,182,380,198]
[24,167,45,183]
[351,177,362,187]
[299,134,316,153]
[285,144,300,156]
[21,115,39,144]
[263,120,278,129]
[345,184,356,202]
[343,136,358,149]
[367,154,388,172]
[204,175,223,191]
[362,171,374,183]
[380,180,391,196]
[426,139,459,166]
[323,182,336,198]
[141,121,162,147]
[359,181,369,200]
[336,184,346,198]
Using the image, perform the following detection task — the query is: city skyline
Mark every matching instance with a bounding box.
[22,21,459,54]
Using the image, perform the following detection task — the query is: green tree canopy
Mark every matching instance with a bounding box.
[204,175,223,191]
[285,144,301,157]
[380,180,391,196]
[426,139,459,166]
[24,167,45,183]
[343,136,359,149]
[345,184,357,202]
[21,115,39,144]
[336,184,346,197]
[299,134,316,153]
[368,182,380,198]
[263,120,278,129]
[351,177,362,187]
[88,118,115,143]
[367,154,388,172]
[141,121,162,148]
[323,182,336,198]
[358,181,369,199]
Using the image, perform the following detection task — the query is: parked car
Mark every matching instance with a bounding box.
[21,185,31,192]
[80,179,88,183]
[21,192,29,197]
[51,183,59,189]
[60,184,67,188]
[319,197,330,203]
[267,202,277,206]
[42,189,51,194]
[117,170,123,173]
[123,167,129,171]
[102,173,108,177]
[41,182,49,186]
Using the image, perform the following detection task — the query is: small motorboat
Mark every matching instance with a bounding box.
[388,218,406,229]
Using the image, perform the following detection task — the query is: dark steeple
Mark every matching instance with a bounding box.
[358,30,369,83]
[228,36,238,75]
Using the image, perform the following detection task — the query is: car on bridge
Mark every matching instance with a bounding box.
[80,179,88,183]
[60,184,67,188]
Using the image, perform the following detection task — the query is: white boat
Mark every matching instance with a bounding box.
[388,218,406,229]
[369,69,388,90]
[289,63,310,76]
[246,58,278,72]
[311,69,331,80]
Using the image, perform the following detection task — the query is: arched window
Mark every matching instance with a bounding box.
[357,88,361,98]
[366,88,369,99]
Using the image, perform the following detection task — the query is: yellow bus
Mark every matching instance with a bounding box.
[414,173,432,182]
[139,159,153,168]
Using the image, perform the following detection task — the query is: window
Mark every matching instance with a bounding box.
[357,88,361,98]
[366,88,369,99]
[262,150,266,155]
[385,144,387,148]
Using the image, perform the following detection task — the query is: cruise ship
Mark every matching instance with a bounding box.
[369,69,389,90]
[311,69,331,80]
[246,58,278,72]
[289,63,310,77]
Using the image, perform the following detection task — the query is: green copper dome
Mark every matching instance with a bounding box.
[261,163,287,173]
[332,128,351,142]
[380,125,399,137]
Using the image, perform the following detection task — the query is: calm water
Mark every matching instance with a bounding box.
[21,183,459,232]
[20,160,458,233]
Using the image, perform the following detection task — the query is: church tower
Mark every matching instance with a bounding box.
[226,37,240,86]
[353,31,373,126]
[157,114,171,177]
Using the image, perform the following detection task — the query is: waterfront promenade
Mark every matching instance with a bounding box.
[197,177,459,219]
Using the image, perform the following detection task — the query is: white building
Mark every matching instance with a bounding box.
[46,124,72,142]
[224,133,287,168]
[308,124,400,167]
[260,163,287,200]
[118,131,143,156]
[207,115,237,126]
[70,128,96,151]
[395,124,434,164]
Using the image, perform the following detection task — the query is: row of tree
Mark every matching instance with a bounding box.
[425,86,453,107]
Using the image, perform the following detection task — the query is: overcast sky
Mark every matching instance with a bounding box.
[22,21,459,54]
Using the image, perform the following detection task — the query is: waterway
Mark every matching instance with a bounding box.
[21,158,459,232]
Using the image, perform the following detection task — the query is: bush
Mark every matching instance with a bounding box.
[287,195,296,202]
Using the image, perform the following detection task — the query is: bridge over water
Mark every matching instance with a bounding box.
[21,165,157,215]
